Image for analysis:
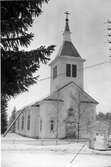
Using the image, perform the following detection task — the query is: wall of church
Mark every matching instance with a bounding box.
[58,84,80,138]
[50,58,63,92]
[39,100,65,139]
[39,101,57,138]
[79,103,96,140]
[57,84,96,140]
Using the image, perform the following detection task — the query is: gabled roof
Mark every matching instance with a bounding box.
[57,81,98,104]
[59,41,81,58]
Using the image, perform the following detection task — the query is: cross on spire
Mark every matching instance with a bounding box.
[64,11,70,21]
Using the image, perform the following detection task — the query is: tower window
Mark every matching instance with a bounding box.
[72,65,77,77]
[66,64,71,77]
[21,115,24,130]
[53,66,57,79]
[27,115,30,130]
[50,120,54,132]
[66,64,77,77]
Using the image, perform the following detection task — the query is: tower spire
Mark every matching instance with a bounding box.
[64,11,70,32]
[63,11,71,41]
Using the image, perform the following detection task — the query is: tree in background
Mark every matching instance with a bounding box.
[1,0,55,134]
[96,112,111,121]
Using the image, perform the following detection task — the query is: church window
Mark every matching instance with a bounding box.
[50,120,54,132]
[40,120,42,132]
[53,66,57,79]
[66,64,71,77]
[27,115,30,130]
[72,65,77,77]
[18,118,19,130]
[21,115,24,130]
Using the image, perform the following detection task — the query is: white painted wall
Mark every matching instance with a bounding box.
[39,100,64,139]
[58,84,79,138]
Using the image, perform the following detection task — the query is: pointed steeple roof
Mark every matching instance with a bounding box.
[60,41,81,57]
[60,12,81,58]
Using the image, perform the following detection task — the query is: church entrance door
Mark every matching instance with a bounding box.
[66,122,76,138]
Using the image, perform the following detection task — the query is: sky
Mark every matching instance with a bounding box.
[7,0,111,117]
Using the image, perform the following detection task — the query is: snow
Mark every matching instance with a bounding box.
[1,133,111,167]
[2,151,111,167]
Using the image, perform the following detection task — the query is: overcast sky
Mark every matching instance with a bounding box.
[8,0,111,117]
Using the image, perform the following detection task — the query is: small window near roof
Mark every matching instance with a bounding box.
[53,66,57,79]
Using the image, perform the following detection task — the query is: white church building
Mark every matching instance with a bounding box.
[15,13,98,141]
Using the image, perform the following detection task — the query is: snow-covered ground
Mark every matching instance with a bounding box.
[1,133,111,167]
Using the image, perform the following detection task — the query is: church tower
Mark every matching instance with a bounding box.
[49,12,85,93]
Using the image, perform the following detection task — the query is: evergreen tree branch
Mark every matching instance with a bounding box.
[2,33,34,50]
[1,45,55,97]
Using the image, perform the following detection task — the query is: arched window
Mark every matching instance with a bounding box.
[27,115,30,130]
[50,120,54,132]
[21,115,24,130]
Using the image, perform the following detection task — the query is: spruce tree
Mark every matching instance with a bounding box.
[1,0,55,134]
